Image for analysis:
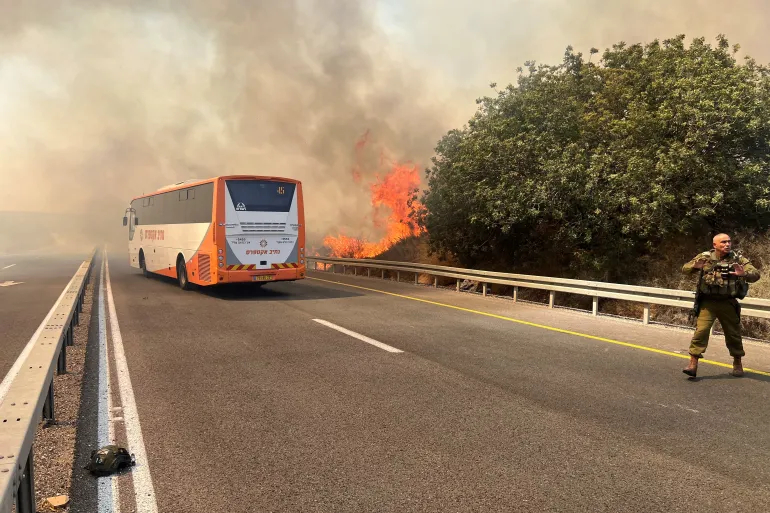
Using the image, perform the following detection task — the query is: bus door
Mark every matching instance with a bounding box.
[124,206,139,266]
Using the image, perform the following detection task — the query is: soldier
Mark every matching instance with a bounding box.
[682,233,760,378]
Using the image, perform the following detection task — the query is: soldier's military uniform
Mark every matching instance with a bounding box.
[682,249,760,359]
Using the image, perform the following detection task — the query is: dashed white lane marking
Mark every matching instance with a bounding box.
[1,264,15,270]
[312,319,404,353]
[105,251,159,513]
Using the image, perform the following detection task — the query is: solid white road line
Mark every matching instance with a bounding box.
[0,268,79,403]
[98,255,119,513]
[1,264,15,270]
[312,319,404,353]
[105,252,159,513]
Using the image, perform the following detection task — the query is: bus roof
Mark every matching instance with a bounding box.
[130,175,302,202]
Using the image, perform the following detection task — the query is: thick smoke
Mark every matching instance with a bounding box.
[0,1,454,253]
[0,1,768,254]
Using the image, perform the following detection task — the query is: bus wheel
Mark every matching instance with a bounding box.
[177,259,192,290]
[140,252,149,278]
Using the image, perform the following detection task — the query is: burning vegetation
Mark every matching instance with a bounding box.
[322,135,424,258]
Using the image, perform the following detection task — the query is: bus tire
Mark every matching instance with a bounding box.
[177,258,192,290]
[139,251,150,278]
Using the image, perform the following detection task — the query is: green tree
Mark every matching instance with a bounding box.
[418,35,770,279]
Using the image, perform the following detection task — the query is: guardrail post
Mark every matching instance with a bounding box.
[482,283,487,297]
[549,291,555,308]
[16,448,35,513]
[593,296,599,316]
[396,271,400,282]
[643,304,650,324]
[343,265,346,274]
[456,279,460,292]
[43,381,55,422]
[415,273,419,285]
[354,267,357,276]
[513,286,518,302]
[57,343,67,374]
[434,276,438,288]
[381,269,385,279]
[367,268,371,278]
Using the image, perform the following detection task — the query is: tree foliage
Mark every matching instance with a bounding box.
[418,35,770,279]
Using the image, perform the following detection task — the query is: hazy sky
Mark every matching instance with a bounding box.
[376,0,770,87]
[0,1,768,251]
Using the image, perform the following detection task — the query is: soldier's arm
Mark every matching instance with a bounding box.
[739,256,761,283]
[682,253,708,274]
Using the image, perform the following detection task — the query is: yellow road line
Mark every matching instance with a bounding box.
[309,276,770,377]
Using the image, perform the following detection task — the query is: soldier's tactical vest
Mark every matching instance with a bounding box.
[699,250,749,299]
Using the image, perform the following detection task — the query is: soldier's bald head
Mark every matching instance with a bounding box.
[713,233,732,256]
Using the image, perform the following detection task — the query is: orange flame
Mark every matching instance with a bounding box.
[324,155,424,258]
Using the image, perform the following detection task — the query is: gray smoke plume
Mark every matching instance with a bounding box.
[0,1,768,254]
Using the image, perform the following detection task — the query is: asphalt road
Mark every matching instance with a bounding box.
[92,254,770,512]
[0,253,88,382]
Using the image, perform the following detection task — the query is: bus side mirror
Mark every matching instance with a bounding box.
[123,216,128,226]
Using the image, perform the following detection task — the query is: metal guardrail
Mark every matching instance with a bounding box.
[307,257,770,322]
[0,250,96,513]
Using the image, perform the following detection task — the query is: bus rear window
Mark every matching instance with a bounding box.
[226,180,296,212]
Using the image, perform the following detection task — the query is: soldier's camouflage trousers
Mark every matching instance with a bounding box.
[689,298,744,359]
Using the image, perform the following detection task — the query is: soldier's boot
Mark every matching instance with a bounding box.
[731,357,744,377]
[682,356,698,378]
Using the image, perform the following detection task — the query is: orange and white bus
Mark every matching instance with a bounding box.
[123,175,306,289]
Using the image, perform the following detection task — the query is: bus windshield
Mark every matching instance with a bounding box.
[226,180,296,212]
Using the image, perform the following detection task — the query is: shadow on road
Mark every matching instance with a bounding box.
[139,273,364,302]
[688,371,770,383]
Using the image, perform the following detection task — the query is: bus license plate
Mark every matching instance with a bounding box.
[253,275,275,282]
